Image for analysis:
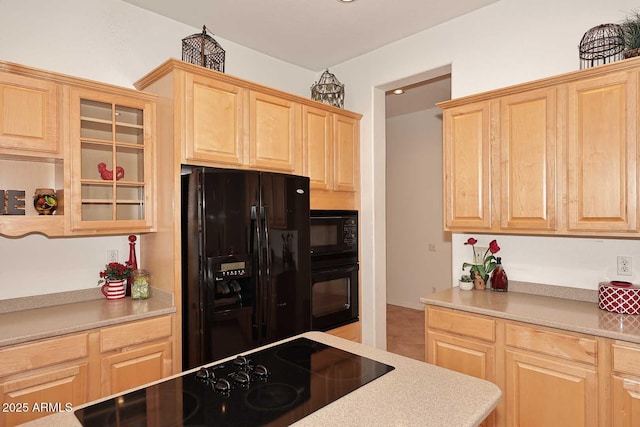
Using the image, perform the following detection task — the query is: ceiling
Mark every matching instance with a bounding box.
[122,0,500,72]
[385,75,451,118]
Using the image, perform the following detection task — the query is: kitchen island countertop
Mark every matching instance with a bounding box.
[18,331,501,427]
[421,287,640,344]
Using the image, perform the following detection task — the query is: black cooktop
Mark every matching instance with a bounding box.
[74,337,394,427]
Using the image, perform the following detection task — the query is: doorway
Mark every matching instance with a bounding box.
[384,72,452,357]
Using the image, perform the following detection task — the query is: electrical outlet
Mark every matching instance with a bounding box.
[617,256,632,276]
[473,247,488,264]
[107,250,119,263]
[428,243,436,252]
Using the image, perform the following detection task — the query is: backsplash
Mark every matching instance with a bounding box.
[0,234,136,300]
[452,233,640,291]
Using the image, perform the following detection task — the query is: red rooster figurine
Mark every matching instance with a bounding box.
[97,162,125,181]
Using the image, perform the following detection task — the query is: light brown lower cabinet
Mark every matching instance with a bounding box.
[325,321,361,343]
[505,349,598,427]
[0,333,89,426]
[426,307,496,427]
[426,305,640,427]
[612,341,640,426]
[98,315,173,396]
[0,315,173,426]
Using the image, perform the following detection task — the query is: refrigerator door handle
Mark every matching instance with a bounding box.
[261,206,272,276]
[260,205,272,338]
[251,204,263,342]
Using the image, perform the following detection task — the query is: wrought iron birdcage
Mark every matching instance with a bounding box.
[579,23,624,69]
[311,69,344,109]
[182,25,225,72]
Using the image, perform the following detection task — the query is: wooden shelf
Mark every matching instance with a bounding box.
[0,216,64,237]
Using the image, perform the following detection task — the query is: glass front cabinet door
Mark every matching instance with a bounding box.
[69,87,155,232]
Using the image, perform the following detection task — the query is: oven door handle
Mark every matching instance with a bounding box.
[312,264,358,275]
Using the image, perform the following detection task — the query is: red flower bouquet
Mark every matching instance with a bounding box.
[462,238,500,289]
[98,262,133,285]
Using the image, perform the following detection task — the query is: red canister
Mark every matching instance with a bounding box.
[598,281,640,315]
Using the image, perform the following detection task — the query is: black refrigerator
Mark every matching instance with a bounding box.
[181,166,311,370]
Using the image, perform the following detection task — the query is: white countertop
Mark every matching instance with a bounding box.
[421,287,640,344]
[18,332,501,427]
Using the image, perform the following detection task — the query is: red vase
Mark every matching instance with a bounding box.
[491,257,508,292]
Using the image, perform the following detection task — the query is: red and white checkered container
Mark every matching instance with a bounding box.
[598,281,640,315]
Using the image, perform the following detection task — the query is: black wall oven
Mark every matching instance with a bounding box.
[310,210,359,331]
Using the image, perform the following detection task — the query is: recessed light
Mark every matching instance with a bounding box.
[392,89,405,95]
[338,0,356,3]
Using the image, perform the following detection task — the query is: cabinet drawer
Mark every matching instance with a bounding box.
[426,307,495,342]
[612,341,640,375]
[505,322,597,365]
[0,333,87,377]
[100,315,172,353]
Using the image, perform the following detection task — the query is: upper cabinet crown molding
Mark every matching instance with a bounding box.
[440,56,640,238]
[135,59,362,119]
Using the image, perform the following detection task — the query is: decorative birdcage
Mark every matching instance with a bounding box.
[311,69,344,109]
[182,25,225,72]
[579,23,624,69]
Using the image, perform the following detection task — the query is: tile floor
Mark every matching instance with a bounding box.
[386,304,425,362]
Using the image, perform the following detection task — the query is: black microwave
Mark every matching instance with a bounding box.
[309,210,358,261]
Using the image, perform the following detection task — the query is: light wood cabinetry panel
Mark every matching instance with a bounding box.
[425,307,496,426]
[99,315,173,396]
[566,71,638,232]
[68,86,156,233]
[332,114,359,192]
[0,332,88,426]
[304,108,360,209]
[425,306,614,427]
[248,90,300,173]
[427,330,495,381]
[303,105,332,190]
[439,55,640,237]
[99,315,172,352]
[505,349,598,427]
[0,363,87,426]
[611,341,640,426]
[612,375,640,427]
[0,60,158,238]
[0,71,59,156]
[184,73,244,165]
[101,340,172,396]
[443,101,492,230]
[325,321,361,343]
[499,87,558,230]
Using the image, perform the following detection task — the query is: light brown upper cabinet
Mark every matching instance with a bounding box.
[499,87,558,231]
[302,108,360,209]
[248,90,300,173]
[440,55,640,237]
[443,100,492,230]
[0,60,157,238]
[68,86,156,233]
[302,105,333,190]
[134,59,361,212]
[566,71,638,233]
[332,113,359,192]
[0,71,59,157]
[184,73,244,166]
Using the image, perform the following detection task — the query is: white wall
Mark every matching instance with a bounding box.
[386,107,451,310]
[329,0,640,347]
[0,0,316,299]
